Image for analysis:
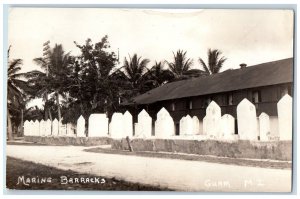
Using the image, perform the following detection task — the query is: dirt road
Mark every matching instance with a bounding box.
[6,145,292,192]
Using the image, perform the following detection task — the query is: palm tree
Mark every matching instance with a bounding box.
[7,58,23,140]
[120,53,150,97]
[26,70,54,121]
[144,61,174,88]
[31,44,73,121]
[165,50,193,79]
[198,48,227,75]
[7,48,31,139]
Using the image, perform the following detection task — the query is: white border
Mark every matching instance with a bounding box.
[1,1,299,199]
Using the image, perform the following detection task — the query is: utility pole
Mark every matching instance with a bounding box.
[42,41,52,121]
[43,41,50,76]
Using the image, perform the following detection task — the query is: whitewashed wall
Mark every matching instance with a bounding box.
[135,109,152,138]
[23,95,292,142]
[277,94,292,140]
[203,101,222,138]
[155,108,175,138]
[237,99,258,141]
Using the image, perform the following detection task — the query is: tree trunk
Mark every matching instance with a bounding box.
[80,102,84,115]
[20,109,24,136]
[56,92,61,121]
[45,107,48,121]
[44,93,49,121]
[7,108,13,141]
[48,108,52,121]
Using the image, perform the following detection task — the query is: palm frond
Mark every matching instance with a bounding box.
[166,50,193,78]
[199,48,227,75]
[33,57,48,70]
[8,59,23,76]
[198,58,210,74]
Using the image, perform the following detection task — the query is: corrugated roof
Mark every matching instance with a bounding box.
[129,58,293,105]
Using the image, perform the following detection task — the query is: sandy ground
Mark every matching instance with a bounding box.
[6,144,292,192]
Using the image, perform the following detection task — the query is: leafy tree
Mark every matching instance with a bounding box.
[198,48,227,75]
[63,36,119,122]
[165,50,194,79]
[23,106,45,122]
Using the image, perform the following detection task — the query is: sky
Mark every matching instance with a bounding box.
[8,8,294,73]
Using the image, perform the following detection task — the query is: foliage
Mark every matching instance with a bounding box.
[165,50,194,79]
[199,48,227,75]
[143,61,174,88]
[23,106,45,121]
[63,36,120,122]
[27,44,73,121]
[7,48,34,138]
[117,53,150,99]
[12,36,227,126]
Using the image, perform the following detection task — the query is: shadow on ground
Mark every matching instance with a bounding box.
[84,147,292,170]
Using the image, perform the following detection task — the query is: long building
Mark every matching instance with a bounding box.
[123,58,293,135]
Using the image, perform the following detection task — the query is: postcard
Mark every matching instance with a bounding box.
[6,6,294,193]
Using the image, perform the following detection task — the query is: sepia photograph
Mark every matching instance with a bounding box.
[5,5,294,193]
